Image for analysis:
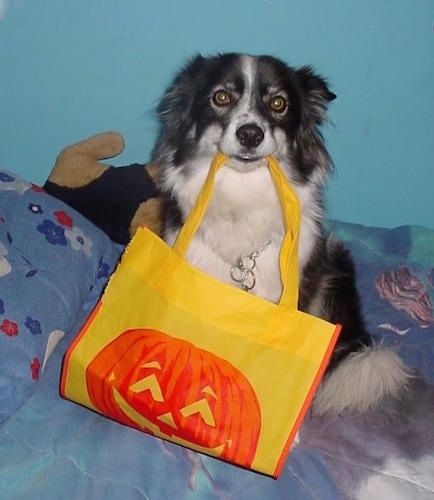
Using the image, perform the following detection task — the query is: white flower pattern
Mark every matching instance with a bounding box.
[0,241,11,277]
[65,226,93,256]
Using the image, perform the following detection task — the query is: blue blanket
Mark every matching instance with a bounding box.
[0,167,433,499]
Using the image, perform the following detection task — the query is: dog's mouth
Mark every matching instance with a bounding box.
[225,154,267,172]
[234,154,261,163]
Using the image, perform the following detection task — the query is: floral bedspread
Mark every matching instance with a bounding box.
[0,168,122,424]
[0,166,433,499]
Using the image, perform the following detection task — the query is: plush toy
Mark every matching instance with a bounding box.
[43,131,163,245]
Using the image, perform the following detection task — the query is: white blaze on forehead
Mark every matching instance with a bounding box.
[237,55,257,118]
[240,55,256,95]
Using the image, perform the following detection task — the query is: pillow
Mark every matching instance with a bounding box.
[0,167,123,423]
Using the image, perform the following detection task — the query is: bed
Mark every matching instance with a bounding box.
[1,165,433,499]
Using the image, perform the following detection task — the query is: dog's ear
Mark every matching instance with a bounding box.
[295,65,336,125]
[292,66,336,177]
[153,54,205,162]
[156,54,205,131]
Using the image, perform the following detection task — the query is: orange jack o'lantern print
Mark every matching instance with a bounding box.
[86,329,261,467]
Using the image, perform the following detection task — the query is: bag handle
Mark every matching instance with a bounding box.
[173,154,301,310]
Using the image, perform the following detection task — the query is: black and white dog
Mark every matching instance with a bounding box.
[152,53,411,415]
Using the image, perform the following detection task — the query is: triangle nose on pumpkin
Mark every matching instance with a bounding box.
[157,412,177,429]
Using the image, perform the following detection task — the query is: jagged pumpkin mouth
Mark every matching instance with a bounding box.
[110,376,230,456]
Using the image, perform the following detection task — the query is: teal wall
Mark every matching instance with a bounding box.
[0,0,433,229]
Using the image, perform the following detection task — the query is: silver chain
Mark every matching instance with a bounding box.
[230,240,272,292]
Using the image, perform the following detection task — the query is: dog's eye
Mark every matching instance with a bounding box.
[269,96,287,113]
[212,90,231,107]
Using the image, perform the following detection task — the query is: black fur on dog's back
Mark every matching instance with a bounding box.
[299,237,371,370]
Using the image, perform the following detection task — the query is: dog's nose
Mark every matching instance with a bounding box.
[236,123,264,148]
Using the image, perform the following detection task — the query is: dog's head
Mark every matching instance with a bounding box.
[153,53,336,185]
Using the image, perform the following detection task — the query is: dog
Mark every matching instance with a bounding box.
[151,53,411,415]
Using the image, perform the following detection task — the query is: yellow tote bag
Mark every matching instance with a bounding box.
[61,154,341,478]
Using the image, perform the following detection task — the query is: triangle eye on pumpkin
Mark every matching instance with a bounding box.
[180,398,216,427]
[180,386,218,427]
[128,361,165,402]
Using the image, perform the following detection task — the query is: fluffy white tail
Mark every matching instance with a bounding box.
[313,347,414,415]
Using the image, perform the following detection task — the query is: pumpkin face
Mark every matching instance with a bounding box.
[86,328,261,467]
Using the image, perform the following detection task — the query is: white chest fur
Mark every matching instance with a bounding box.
[165,162,319,304]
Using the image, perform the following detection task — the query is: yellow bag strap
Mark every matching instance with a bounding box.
[267,155,301,310]
[173,153,301,310]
